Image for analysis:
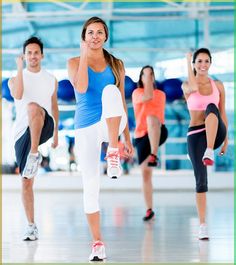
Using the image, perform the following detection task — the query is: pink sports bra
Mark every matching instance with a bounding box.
[186,78,220,111]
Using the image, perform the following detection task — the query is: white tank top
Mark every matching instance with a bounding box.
[14,68,55,142]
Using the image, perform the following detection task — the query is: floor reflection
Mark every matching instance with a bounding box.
[2,190,234,263]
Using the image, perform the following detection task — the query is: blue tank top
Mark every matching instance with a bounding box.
[74,65,116,129]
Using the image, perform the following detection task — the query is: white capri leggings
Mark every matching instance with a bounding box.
[75,85,127,213]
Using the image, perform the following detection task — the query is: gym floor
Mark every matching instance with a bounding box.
[2,183,233,263]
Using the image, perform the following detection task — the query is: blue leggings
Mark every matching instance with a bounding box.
[187,103,226,193]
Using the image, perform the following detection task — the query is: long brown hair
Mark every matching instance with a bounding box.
[137,65,157,89]
[81,16,123,87]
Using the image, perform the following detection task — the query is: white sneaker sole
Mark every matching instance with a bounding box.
[107,169,122,179]
[89,253,106,262]
[23,235,38,241]
[199,236,209,240]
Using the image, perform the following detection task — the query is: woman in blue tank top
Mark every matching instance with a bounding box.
[68,17,133,261]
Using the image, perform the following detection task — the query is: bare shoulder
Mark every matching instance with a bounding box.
[214,80,224,90]
[214,80,225,97]
[181,80,189,92]
[68,56,80,66]
[182,80,188,88]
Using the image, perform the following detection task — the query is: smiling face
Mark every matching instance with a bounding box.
[193,53,211,76]
[84,22,107,50]
[24,43,43,70]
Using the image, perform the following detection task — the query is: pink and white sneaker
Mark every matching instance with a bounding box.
[202,148,214,166]
[105,147,122,179]
[89,241,106,261]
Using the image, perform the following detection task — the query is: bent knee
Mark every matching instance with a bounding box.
[27,102,44,118]
[146,115,161,127]
[102,84,121,99]
[103,84,119,92]
[27,102,41,112]
[205,103,219,118]
[22,179,34,190]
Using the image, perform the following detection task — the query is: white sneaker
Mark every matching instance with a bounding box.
[89,241,106,261]
[22,152,42,179]
[23,224,39,241]
[198,223,209,240]
[202,148,214,166]
[106,148,122,179]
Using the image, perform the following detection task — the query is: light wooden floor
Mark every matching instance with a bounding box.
[2,190,233,263]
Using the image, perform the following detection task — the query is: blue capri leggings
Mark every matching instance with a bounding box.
[187,103,226,193]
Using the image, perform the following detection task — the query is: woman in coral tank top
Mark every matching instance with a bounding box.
[182,48,228,240]
[132,65,168,221]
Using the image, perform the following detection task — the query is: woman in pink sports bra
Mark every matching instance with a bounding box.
[182,48,228,240]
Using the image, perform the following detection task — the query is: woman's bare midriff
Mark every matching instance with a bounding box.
[189,110,206,126]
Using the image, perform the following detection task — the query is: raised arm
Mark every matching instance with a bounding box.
[8,55,25,99]
[67,41,89,93]
[142,68,154,102]
[182,52,198,95]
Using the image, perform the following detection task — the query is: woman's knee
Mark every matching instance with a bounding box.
[102,84,125,120]
[103,84,119,92]
[205,103,219,118]
[102,84,120,99]
[102,85,123,110]
[146,116,161,129]
[196,176,208,193]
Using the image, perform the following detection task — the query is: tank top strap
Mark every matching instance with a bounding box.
[209,78,219,94]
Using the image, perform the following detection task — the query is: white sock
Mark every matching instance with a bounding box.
[107,146,119,153]
[205,148,213,154]
[29,152,39,157]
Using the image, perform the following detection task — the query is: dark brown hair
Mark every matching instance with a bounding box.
[137,65,157,89]
[23,36,43,54]
[192,48,212,75]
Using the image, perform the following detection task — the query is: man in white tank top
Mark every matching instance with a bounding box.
[8,37,59,241]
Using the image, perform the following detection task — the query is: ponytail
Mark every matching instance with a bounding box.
[103,49,123,88]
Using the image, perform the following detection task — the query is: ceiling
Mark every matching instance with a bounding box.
[2,1,234,71]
